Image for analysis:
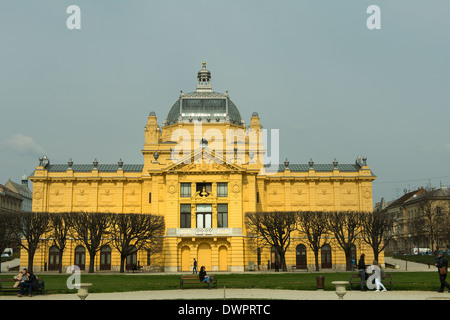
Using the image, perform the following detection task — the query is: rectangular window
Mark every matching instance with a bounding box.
[149,193,152,203]
[217,204,228,228]
[256,192,260,203]
[217,183,228,197]
[196,204,212,228]
[180,204,191,228]
[180,183,191,197]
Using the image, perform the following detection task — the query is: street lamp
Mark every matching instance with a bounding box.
[406,234,411,271]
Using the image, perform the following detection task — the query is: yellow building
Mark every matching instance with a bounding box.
[28,62,377,272]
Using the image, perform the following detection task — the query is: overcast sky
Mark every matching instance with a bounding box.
[1,0,450,205]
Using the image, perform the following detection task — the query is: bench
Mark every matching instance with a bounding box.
[128,264,144,273]
[349,273,393,291]
[0,278,45,295]
[180,274,217,289]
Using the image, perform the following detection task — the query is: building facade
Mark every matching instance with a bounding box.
[384,187,450,254]
[5,175,33,212]
[27,63,377,272]
[0,184,23,213]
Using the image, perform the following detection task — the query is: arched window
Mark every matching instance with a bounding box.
[270,246,280,270]
[74,245,86,271]
[350,244,357,263]
[126,246,138,271]
[321,244,332,269]
[296,244,307,269]
[100,245,111,271]
[147,249,151,267]
[48,246,60,271]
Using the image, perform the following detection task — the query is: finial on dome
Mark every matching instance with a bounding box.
[196,61,212,93]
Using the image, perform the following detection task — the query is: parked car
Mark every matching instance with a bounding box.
[1,248,13,258]
[414,248,432,255]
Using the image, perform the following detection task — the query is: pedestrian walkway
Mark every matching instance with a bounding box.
[0,258,19,272]
[384,256,436,272]
[1,288,448,300]
[2,257,444,301]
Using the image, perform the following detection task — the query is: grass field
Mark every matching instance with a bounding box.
[7,271,440,295]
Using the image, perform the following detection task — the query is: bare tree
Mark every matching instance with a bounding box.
[68,212,112,273]
[327,211,364,271]
[442,201,450,250]
[361,210,396,262]
[9,211,51,273]
[297,211,330,271]
[419,200,443,252]
[436,201,450,250]
[0,210,16,254]
[110,213,165,273]
[48,212,71,273]
[444,209,450,251]
[245,211,297,271]
[407,215,428,252]
[0,210,20,273]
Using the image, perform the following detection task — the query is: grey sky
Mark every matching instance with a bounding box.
[1,0,450,205]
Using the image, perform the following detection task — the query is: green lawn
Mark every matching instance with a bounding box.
[15,271,441,295]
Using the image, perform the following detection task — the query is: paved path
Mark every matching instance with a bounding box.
[0,258,19,272]
[384,256,436,272]
[2,256,445,300]
[1,288,448,300]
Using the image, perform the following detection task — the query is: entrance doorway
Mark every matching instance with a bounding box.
[48,246,60,271]
[74,245,86,271]
[126,246,138,271]
[321,244,332,269]
[296,244,307,269]
[100,245,111,271]
[270,246,280,270]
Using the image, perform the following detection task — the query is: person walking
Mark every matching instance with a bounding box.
[435,252,450,293]
[357,254,367,291]
[371,260,387,292]
[351,258,356,271]
[193,258,198,274]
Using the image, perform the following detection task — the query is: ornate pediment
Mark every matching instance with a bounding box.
[165,148,244,173]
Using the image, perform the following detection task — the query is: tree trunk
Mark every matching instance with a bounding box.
[120,254,126,273]
[88,251,96,273]
[344,250,352,271]
[314,250,320,271]
[278,250,287,272]
[374,251,379,263]
[372,244,380,263]
[58,251,64,273]
[27,251,35,273]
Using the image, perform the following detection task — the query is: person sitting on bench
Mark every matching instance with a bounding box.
[199,266,211,289]
[18,271,38,297]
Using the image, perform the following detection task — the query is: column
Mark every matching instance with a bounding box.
[230,237,245,272]
[164,237,178,272]
[211,243,219,271]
